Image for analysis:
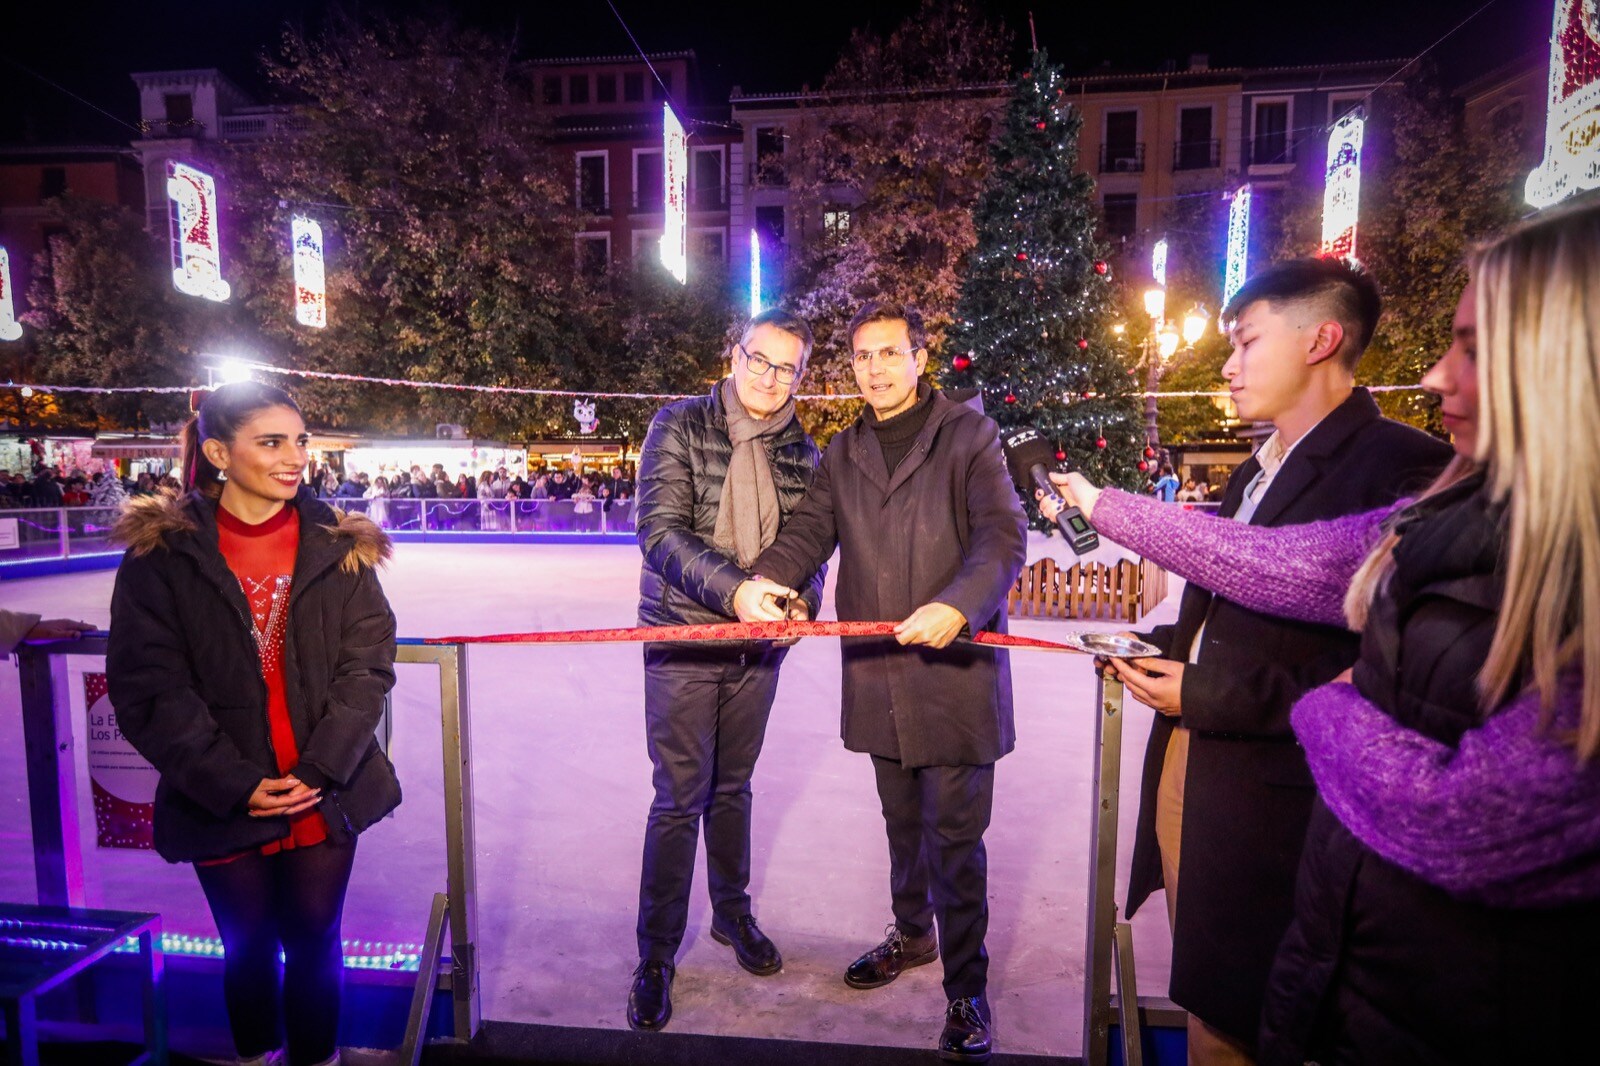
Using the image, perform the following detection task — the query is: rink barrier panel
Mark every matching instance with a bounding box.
[17,635,481,1049]
[17,632,1180,1063]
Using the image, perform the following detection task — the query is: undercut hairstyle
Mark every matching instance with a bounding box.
[1222,257,1383,370]
[179,381,302,497]
[847,301,928,352]
[740,308,815,365]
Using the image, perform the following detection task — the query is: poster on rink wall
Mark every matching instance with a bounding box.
[84,672,156,850]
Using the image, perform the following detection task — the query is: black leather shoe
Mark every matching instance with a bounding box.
[627,959,674,1031]
[843,923,939,989]
[938,996,992,1062]
[709,914,782,976]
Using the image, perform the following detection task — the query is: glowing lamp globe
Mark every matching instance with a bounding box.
[1157,324,1182,361]
[1143,287,1166,322]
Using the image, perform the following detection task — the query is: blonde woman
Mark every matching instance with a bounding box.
[1045,200,1600,1064]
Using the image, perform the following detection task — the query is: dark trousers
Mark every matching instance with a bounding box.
[872,755,995,1000]
[637,642,787,962]
[194,837,357,1065]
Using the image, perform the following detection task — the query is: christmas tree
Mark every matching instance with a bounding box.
[941,50,1145,500]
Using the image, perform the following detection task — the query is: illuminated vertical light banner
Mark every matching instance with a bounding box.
[291,216,327,329]
[660,104,688,284]
[1526,0,1600,207]
[1321,112,1365,259]
[749,228,763,316]
[166,161,230,302]
[1223,184,1253,310]
[1151,236,1168,288]
[0,248,21,341]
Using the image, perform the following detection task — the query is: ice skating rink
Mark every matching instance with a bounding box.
[0,537,1178,1058]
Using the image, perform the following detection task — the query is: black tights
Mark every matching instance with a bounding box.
[194,838,357,1066]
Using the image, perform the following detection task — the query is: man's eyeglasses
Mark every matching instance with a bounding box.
[852,346,917,368]
[738,344,801,385]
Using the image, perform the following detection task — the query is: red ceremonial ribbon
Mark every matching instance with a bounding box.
[426,619,1086,653]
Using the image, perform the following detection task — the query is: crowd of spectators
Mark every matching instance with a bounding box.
[321,462,637,531]
[0,464,181,510]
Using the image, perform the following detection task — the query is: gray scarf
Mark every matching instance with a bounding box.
[712,376,792,569]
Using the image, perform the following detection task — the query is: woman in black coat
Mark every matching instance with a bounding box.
[108,381,400,1066]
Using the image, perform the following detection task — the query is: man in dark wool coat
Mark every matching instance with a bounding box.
[739,301,1026,1064]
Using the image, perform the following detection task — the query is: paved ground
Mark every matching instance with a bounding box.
[0,535,1178,1059]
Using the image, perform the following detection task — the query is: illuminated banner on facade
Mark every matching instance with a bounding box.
[1321,112,1365,260]
[749,229,762,316]
[1151,236,1168,288]
[167,161,231,302]
[292,216,327,329]
[1223,185,1253,310]
[661,104,688,284]
[1526,0,1600,208]
[0,248,21,341]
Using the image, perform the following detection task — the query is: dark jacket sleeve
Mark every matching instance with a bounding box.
[932,420,1028,632]
[753,445,839,595]
[1138,624,1177,657]
[107,553,264,817]
[635,405,748,617]
[290,565,398,790]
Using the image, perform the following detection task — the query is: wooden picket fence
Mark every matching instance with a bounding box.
[1006,555,1169,624]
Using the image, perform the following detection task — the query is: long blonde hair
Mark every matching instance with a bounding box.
[1344,198,1600,760]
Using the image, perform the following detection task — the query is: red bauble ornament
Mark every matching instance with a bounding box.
[952,354,972,371]
[1035,121,1047,130]
[1137,460,1149,472]
[1143,446,1155,459]
[1055,449,1067,461]
[1004,392,1019,405]
[1095,437,1108,450]
[1093,260,1109,275]
[1016,252,1028,261]
[1076,338,1089,350]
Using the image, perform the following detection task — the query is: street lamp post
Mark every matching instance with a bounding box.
[1140,287,1210,455]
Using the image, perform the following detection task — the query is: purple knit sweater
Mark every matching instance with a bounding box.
[1094,488,1600,908]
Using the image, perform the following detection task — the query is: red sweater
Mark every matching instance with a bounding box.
[212,503,328,859]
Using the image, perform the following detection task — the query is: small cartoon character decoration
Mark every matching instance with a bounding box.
[573,399,599,434]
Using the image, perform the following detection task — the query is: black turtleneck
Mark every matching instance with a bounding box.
[869,382,935,476]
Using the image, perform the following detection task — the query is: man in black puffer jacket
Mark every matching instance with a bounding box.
[627,308,826,1032]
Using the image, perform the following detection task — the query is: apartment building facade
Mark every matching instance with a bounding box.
[530,51,740,280]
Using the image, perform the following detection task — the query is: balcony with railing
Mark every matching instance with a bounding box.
[1098,143,1146,174]
[1248,138,1297,168]
[1172,138,1221,171]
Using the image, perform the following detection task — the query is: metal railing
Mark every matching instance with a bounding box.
[1248,138,1297,167]
[1172,138,1221,171]
[1098,143,1146,174]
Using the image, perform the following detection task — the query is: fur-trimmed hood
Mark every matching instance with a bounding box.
[114,489,392,574]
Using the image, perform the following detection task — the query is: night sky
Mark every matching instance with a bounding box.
[3,0,1549,144]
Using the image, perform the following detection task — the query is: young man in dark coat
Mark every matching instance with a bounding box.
[1108,259,1452,1063]
[741,302,1026,1063]
[626,309,826,1032]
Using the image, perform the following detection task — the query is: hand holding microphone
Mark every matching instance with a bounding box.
[999,428,1100,554]
[1036,470,1101,523]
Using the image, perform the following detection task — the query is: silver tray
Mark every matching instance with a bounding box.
[1060,632,1162,659]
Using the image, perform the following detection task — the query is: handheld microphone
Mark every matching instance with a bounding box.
[1000,427,1100,555]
